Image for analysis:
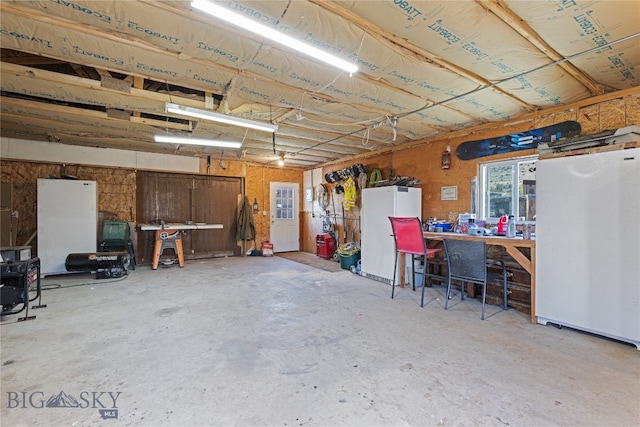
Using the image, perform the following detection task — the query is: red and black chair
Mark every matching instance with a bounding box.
[389,217,440,306]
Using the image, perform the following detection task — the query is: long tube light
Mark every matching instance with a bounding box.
[191,0,358,75]
[166,102,278,133]
[154,135,242,149]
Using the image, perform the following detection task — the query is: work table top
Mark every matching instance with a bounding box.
[423,231,535,248]
[139,223,223,231]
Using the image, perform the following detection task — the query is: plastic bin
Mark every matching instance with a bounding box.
[337,244,360,270]
[406,267,425,288]
[435,223,452,232]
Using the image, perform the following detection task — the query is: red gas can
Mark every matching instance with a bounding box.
[316,234,335,259]
[497,214,509,235]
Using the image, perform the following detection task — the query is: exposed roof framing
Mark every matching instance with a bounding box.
[1,0,637,167]
[477,0,605,96]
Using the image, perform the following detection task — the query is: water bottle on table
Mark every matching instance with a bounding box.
[506,215,516,238]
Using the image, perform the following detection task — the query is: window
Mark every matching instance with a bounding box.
[478,156,537,222]
[275,186,295,220]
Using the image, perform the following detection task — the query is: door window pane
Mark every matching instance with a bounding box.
[275,187,294,220]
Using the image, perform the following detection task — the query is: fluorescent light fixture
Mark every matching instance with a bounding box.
[166,102,277,133]
[154,135,242,149]
[191,0,358,75]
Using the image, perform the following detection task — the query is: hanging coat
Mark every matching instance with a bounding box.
[236,195,256,241]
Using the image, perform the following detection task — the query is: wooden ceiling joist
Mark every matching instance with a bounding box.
[311,0,537,113]
[478,0,605,96]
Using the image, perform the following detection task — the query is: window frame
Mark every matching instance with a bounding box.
[477,155,537,224]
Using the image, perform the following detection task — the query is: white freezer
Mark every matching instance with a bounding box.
[37,179,98,276]
[360,186,422,284]
[536,148,640,348]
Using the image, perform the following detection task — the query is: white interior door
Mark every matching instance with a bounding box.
[270,182,299,252]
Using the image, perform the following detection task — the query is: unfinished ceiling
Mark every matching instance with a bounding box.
[1,0,638,167]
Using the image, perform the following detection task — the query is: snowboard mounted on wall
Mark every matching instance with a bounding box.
[455,121,582,160]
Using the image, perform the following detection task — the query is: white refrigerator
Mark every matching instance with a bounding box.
[536,147,640,348]
[361,186,422,284]
[37,179,98,276]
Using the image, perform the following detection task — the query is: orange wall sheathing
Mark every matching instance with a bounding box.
[1,91,638,256]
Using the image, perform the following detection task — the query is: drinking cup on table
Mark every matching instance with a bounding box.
[522,224,532,240]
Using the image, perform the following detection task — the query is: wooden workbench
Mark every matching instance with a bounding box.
[424,231,536,323]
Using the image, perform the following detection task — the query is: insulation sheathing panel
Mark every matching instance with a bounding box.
[334,0,593,103]
[505,0,640,90]
[0,9,236,95]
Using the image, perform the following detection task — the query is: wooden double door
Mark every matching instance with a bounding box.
[136,172,243,264]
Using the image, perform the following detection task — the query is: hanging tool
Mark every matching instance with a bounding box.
[330,190,339,244]
[342,204,347,244]
[218,150,226,170]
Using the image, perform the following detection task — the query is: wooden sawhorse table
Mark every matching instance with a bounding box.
[139,223,223,270]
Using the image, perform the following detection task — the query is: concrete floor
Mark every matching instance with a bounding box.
[1,255,639,427]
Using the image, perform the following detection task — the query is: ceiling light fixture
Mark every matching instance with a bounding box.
[278,152,285,167]
[191,0,358,75]
[166,102,278,133]
[154,135,242,149]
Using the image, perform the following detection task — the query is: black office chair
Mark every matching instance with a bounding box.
[443,238,508,320]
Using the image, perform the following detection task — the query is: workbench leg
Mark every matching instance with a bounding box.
[152,233,163,270]
[466,281,476,298]
[530,248,536,324]
[175,234,185,268]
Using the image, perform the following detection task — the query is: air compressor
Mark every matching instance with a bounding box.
[65,252,131,279]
